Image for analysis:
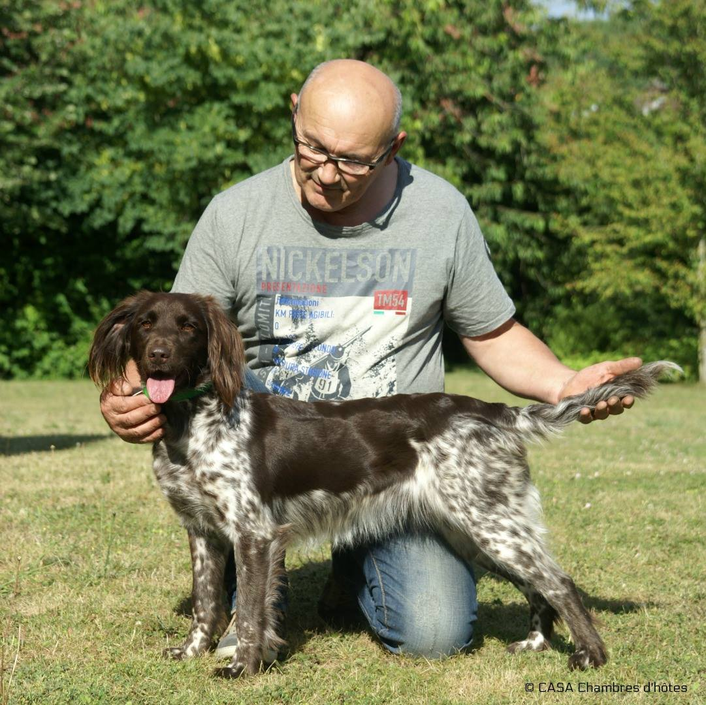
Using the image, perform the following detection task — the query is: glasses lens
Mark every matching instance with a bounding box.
[297,144,370,176]
[297,144,327,164]
[337,161,370,176]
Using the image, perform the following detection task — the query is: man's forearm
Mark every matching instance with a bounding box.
[460,319,574,404]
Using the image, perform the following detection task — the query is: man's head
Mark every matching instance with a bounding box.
[290,60,406,221]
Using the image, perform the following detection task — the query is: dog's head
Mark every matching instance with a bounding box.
[88,291,245,408]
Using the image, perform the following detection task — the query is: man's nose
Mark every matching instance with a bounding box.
[318,161,341,185]
[148,346,171,363]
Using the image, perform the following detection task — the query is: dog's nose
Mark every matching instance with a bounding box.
[148,346,171,363]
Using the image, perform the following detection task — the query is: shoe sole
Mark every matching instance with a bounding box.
[214,642,238,660]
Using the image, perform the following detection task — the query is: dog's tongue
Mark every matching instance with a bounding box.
[146,377,176,404]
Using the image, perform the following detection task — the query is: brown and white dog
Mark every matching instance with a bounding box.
[88,291,678,678]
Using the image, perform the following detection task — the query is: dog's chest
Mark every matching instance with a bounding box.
[151,422,251,532]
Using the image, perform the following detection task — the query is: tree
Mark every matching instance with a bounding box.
[2,0,700,378]
[1,0,561,377]
[639,0,706,382]
[0,0,333,376]
[533,10,701,376]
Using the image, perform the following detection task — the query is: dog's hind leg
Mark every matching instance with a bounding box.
[530,568,605,671]
[474,553,558,654]
[164,531,229,660]
[477,528,608,670]
[216,527,288,679]
[440,530,557,654]
[443,508,606,670]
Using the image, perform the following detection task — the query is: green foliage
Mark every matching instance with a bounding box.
[641,0,706,334]
[0,0,329,377]
[534,9,701,375]
[0,0,702,378]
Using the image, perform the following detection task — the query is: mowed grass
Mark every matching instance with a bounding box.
[1,371,704,704]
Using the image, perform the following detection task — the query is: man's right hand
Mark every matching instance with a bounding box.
[100,377,166,444]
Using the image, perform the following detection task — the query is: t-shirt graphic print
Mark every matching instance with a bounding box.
[253,244,416,401]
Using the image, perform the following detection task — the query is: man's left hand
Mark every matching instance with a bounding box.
[558,357,643,424]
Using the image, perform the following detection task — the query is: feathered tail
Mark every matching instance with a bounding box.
[514,361,682,441]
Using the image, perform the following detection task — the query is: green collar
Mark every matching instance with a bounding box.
[142,382,213,403]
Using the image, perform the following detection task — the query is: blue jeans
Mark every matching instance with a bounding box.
[240,369,478,658]
[333,533,478,658]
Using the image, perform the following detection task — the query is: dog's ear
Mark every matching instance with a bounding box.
[202,297,245,408]
[88,291,152,387]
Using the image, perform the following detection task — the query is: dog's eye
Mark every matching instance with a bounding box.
[140,320,152,330]
[181,323,195,332]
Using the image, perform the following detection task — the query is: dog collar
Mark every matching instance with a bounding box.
[140,382,213,403]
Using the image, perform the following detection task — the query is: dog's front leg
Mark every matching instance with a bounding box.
[164,531,229,660]
[216,529,288,679]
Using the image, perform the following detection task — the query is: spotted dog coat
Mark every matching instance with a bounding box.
[89,291,679,678]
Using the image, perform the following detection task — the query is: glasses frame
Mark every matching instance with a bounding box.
[291,109,396,176]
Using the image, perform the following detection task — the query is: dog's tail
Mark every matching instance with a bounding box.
[513,361,681,441]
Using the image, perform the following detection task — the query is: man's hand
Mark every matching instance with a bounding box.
[557,357,643,424]
[100,376,166,443]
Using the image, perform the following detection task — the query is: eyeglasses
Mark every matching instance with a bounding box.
[291,110,395,176]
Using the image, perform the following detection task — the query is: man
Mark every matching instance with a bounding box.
[100,60,639,659]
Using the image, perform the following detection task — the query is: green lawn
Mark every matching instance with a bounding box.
[1,372,704,704]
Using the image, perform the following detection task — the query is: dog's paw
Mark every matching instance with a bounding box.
[568,645,607,670]
[215,653,266,679]
[507,631,551,654]
[214,662,247,679]
[163,646,188,661]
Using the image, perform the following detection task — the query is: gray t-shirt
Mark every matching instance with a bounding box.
[173,157,515,401]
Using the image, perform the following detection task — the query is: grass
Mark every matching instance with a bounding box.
[1,371,704,704]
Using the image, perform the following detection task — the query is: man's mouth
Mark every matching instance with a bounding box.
[312,180,342,194]
[146,376,176,403]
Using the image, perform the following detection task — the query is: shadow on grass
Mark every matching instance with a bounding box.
[480,570,651,614]
[0,433,112,456]
[476,573,651,658]
[168,555,651,661]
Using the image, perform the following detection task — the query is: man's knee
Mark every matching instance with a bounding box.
[376,603,476,659]
[341,532,478,659]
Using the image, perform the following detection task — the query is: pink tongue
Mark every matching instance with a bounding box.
[146,377,176,404]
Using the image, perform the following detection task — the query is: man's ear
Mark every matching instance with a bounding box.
[387,131,407,165]
[290,93,298,111]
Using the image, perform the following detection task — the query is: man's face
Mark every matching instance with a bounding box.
[291,98,395,217]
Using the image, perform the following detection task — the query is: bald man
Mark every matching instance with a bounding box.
[100,59,640,660]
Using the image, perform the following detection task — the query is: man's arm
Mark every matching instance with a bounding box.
[100,359,166,443]
[461,319,642,423]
